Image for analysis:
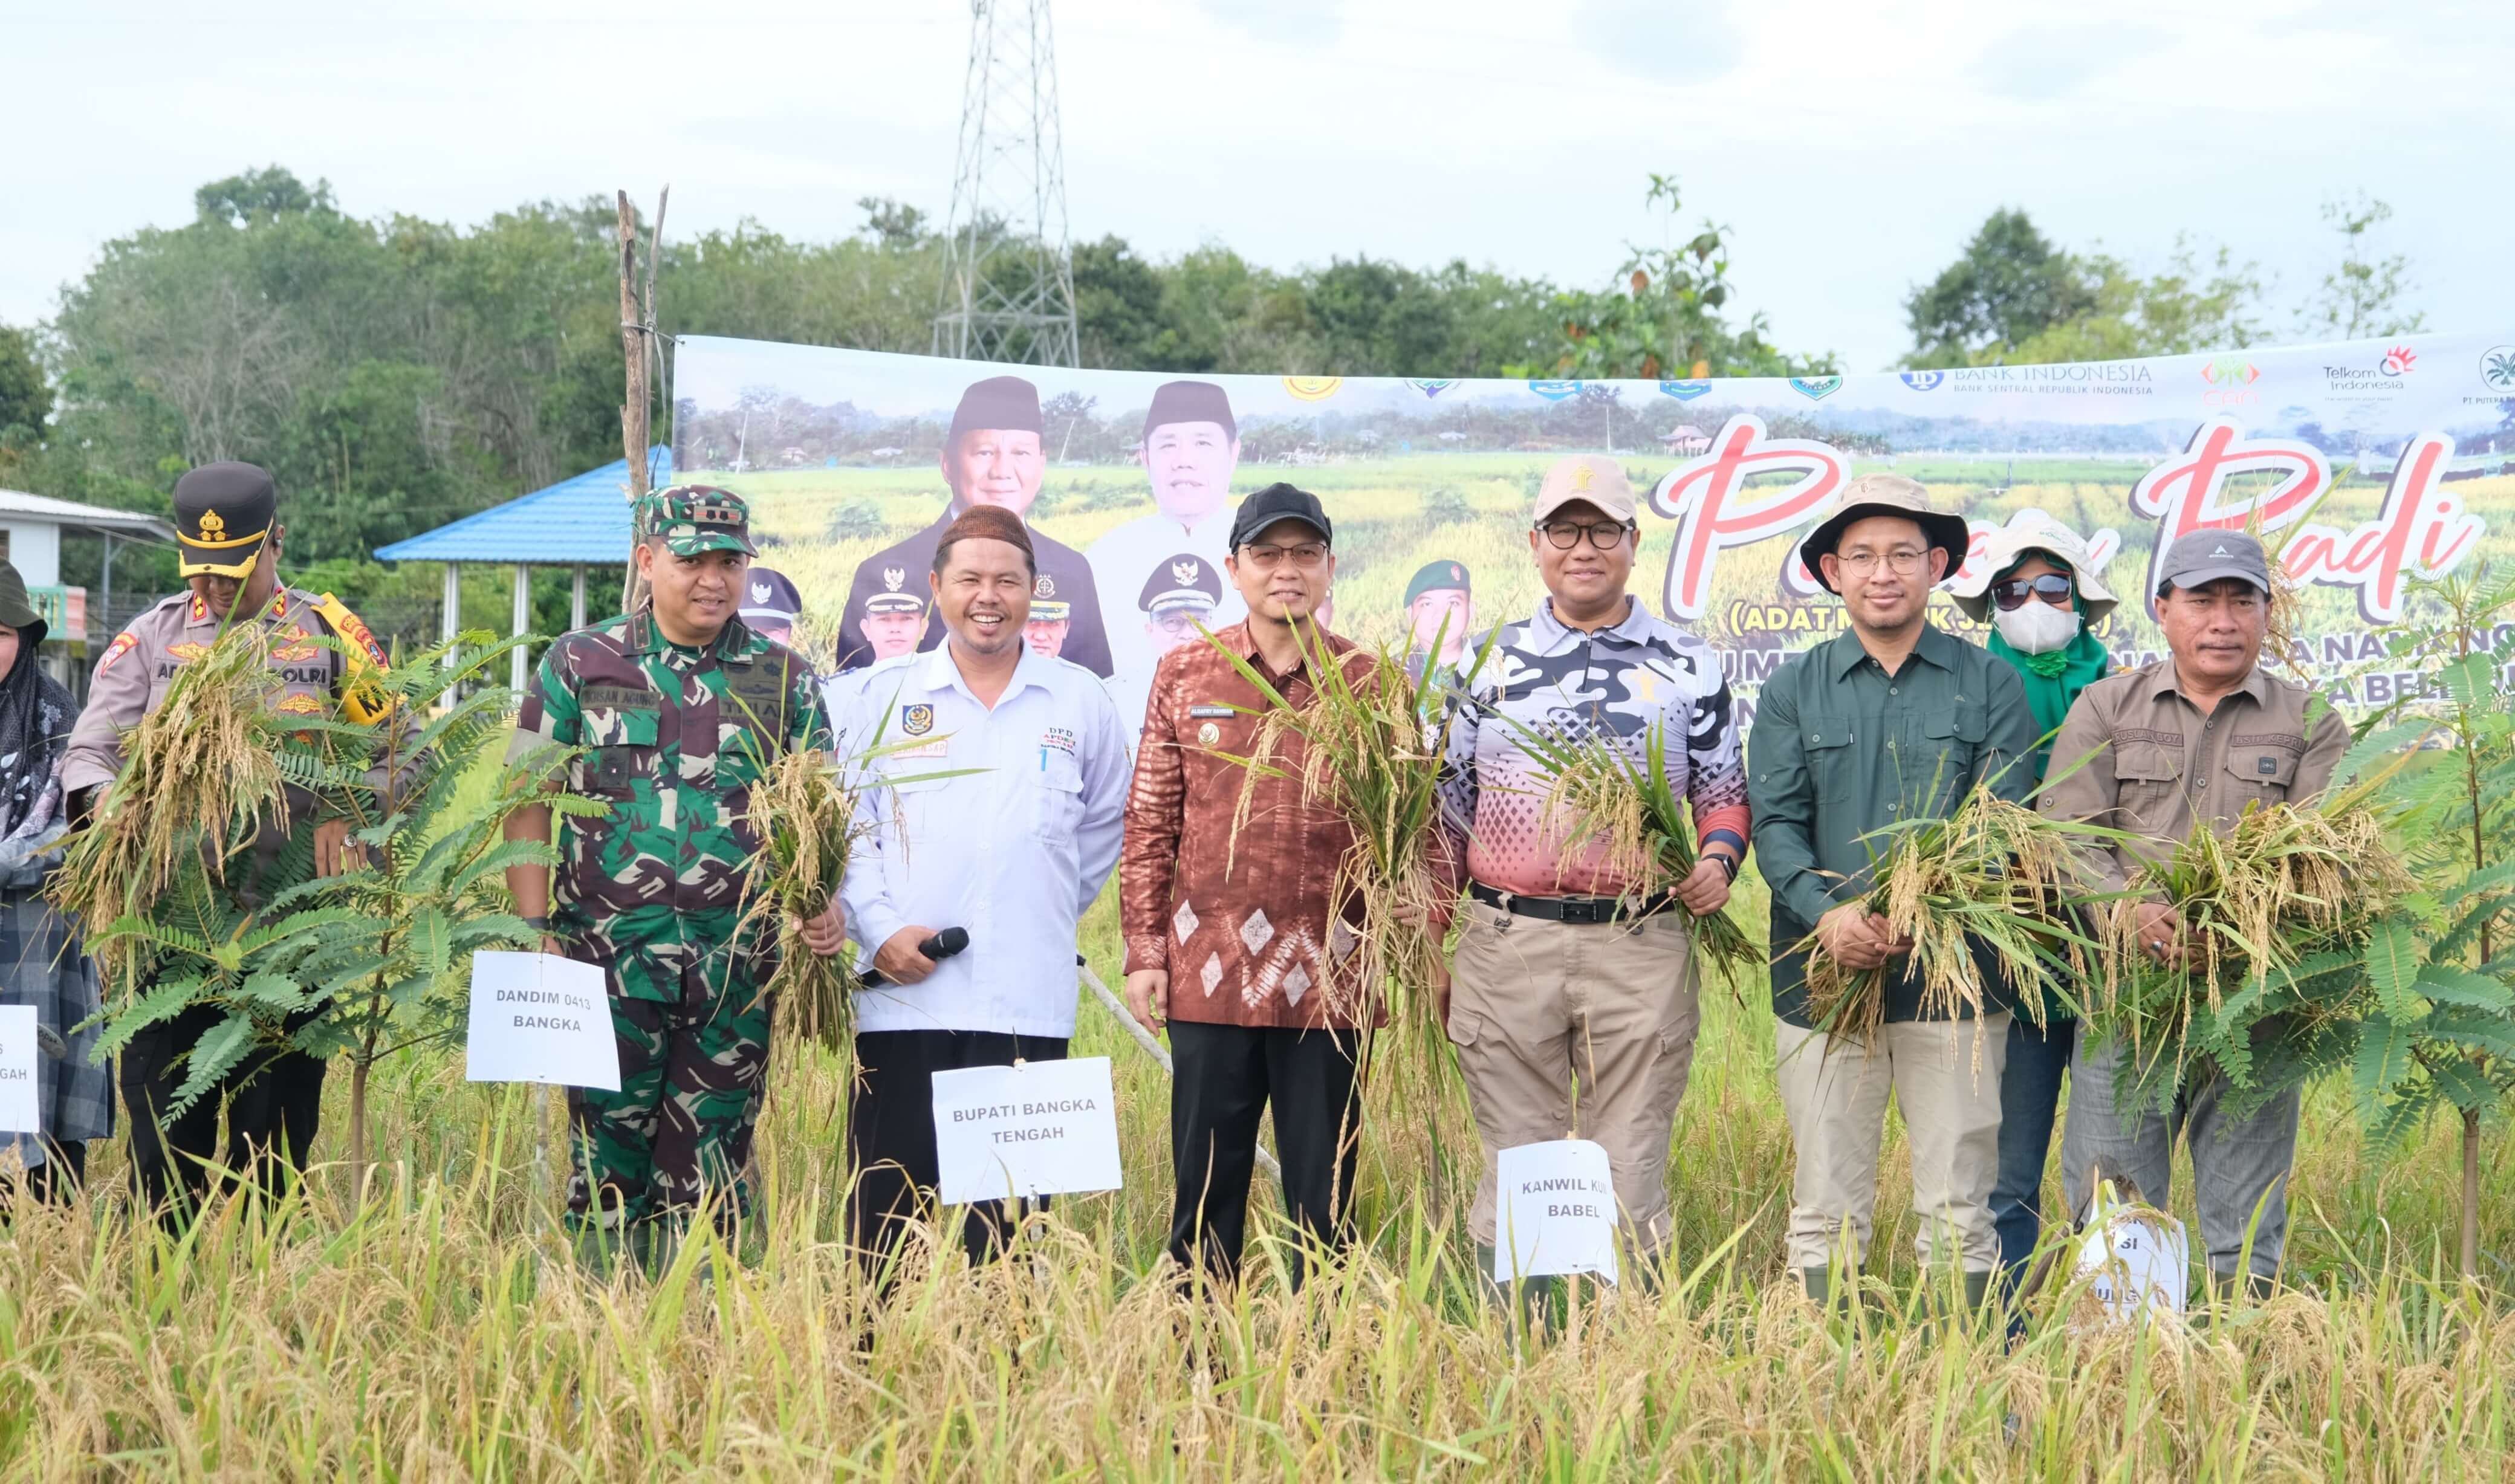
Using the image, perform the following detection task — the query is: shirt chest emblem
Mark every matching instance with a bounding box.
[901,702,935,737]
[1040,726,1077,756]
[1196,721,1222,747]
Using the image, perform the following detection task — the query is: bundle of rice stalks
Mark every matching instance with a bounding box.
[52,623,288,997]
[1800,790,2097,1048]
[1210,620,1477,1076]
[736,746,865,1058]
[2085,791,2412,1099]
[1511,718,1762,988]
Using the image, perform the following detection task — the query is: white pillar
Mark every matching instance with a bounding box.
[570,565,586,630]
[441,562,460,644]
[510,564,531,695]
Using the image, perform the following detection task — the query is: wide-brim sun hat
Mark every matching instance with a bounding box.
[1797,474,1971,595]
[1947,519,2119,626]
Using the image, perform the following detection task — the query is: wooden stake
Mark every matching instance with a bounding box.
[616,187,668,615]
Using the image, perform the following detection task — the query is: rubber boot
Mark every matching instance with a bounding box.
[1799,1265,1834,1309]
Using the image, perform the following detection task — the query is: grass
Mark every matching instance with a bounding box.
[3,867,2511,1479]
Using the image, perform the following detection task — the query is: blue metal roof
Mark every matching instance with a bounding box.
[374,447,670,565]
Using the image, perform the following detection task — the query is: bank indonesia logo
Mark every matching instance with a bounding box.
[1790,375,1843,402]
[1899,371,1945,391]
[1658,379,1713,400]
[2480,347,2515,390]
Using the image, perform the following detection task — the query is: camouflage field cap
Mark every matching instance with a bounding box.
[637,484,758,557]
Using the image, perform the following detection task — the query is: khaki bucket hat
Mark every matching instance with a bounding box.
[1947,520,2120,625]
[1797,474,1970,595]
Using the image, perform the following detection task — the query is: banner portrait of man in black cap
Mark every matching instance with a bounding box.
[1087,379,1246,682]
[832,375,1112,676]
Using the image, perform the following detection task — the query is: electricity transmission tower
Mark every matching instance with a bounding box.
[932,0,1080,367]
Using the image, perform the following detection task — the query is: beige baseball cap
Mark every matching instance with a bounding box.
[1532,455,1638,525]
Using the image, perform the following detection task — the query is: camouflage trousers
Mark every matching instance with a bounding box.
[567,941,771,1231]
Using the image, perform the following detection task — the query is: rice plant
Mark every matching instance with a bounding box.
[736,745,861,1057]
[51,621,288,999]
[1799,789,2101,1049]
[2083,788,2415,1115]
[1507,716,1762,988]
[1205,618,1488,1083]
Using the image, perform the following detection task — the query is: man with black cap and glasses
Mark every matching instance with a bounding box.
[834,374,1113,677]
[2042,529,2348,1304]
[1088,380,1246,682]
[1120,482,1376,1293]
[63,460,398,1217]
[1748,473,2037,1315]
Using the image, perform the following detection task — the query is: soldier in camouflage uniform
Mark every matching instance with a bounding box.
[503,487,844,1246]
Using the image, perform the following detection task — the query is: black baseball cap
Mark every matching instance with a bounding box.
[1227,482,1331,549]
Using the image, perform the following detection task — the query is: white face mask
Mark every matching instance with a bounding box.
[1991,597,2081,655]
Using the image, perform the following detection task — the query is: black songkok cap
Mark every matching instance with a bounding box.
[1141,380,1237,439]
[947,375,1043,442]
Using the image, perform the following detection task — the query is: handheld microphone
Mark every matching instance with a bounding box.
[919,927,970,962]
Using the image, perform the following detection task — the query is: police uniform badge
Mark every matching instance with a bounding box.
[1034,574,1056,598]
[901,703,935,737]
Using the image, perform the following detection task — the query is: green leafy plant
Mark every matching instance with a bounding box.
[2344,566,2515,1278]
[77,632,599,1193]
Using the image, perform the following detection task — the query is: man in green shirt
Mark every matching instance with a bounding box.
[1748,475,2037,1311]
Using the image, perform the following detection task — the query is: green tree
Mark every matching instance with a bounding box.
[1902,207,2095,368]
[2300,192,2428,342]
[2001,239,2267,363]
[1515,173,1831,380]
[0,323,50,444]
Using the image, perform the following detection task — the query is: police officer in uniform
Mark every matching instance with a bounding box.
[504,486,845,1262]
[64,461,395,1216]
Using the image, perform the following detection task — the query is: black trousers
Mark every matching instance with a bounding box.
[1167,1020,1361,1291]
[848,1028,1069,1274]
[118,1000,326,1219]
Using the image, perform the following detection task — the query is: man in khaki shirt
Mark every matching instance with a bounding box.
[2039,530,2348,1298]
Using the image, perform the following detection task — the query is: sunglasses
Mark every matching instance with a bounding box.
[1991,574,2075,611]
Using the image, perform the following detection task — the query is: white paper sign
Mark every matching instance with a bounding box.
[464,951,619,1091]
[2072,1181,2189,1321]
[1494,1138,1620,1285]
[0,1005,37,1134]
[930,1056,1123,1205]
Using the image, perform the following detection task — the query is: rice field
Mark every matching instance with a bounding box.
[4,867,2511,1480]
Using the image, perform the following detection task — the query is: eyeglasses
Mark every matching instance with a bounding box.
[1991,574,2075,611]
[1539,520,1634,550]
[1241,540,1329,569]
[1832,549,1928,577]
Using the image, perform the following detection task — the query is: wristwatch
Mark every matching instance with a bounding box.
[521,914,552,933]
[1710,853,1739,884]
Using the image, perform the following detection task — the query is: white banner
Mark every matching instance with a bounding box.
[463,951,620,1092]
[0,1005,36,1134]
[931,1055,1123,1205]
[1494,1138,1620,1285]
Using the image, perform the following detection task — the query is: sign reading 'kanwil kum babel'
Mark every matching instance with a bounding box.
[671,332,2515,733]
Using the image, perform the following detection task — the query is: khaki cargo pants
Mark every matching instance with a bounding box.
[1447,901,1701,1259]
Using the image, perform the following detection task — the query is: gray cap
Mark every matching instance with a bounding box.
[2153,529,2271,598]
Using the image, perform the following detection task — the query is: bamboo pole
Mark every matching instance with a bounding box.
[617,187,668,615]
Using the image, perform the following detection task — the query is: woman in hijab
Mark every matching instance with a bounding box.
[0,560,109,1204]
[1949,520,2117,1290]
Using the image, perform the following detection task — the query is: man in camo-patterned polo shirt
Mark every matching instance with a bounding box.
[503,485,845,1257]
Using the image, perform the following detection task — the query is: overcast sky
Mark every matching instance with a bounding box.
[8,0,2507,372]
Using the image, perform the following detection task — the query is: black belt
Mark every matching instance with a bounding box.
[1467,881,1671,925]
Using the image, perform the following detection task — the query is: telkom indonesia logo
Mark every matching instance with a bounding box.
[1649,415,1846,619]
[2382,345,2418,375]
[2131,416,2483,622]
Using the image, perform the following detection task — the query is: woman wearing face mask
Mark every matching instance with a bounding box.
[1949,521,2117,1294]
